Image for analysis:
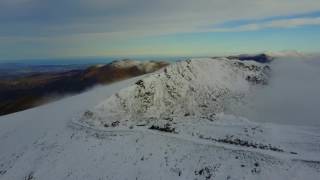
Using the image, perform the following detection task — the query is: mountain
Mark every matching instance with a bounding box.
[82,57,270,127]
[0,59,169,116]
[0,56,319,180]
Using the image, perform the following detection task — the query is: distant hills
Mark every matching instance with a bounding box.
[211,53,274,63]
[0,59,169,116]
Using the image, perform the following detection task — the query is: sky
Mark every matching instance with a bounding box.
[1,0,320,60]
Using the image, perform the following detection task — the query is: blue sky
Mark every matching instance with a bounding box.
[0,0,320,60]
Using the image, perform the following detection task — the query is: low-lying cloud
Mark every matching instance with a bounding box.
[242,56,320,126]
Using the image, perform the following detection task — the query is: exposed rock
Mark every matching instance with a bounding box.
[225,53,274,63]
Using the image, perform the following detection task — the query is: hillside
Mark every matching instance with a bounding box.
[0,60,169,116]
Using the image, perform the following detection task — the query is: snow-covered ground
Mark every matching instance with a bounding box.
[0,57,320,180]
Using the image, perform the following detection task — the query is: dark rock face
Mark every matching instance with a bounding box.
[0,60,169,116]
[226,53,274,63]
[149,123,176,133]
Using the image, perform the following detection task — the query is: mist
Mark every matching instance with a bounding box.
[243,56,320,126]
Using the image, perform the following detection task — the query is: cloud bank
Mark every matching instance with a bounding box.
[240,56,320,126]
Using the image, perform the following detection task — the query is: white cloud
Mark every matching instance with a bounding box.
[242,57,320,126]
[212,17,320,32]
[1,0,320,37]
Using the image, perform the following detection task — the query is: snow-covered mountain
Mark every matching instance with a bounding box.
[0,56,319,180]
[82,57,270,128]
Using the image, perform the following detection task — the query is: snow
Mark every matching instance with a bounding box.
[0,57,320,180]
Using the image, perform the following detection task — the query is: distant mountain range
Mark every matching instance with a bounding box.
[0,59,169,116]
[0,63,89,79]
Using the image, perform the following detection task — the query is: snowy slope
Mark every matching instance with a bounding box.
[0,57,320,180]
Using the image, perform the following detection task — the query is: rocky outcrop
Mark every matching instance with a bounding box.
[226,53,274,63]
